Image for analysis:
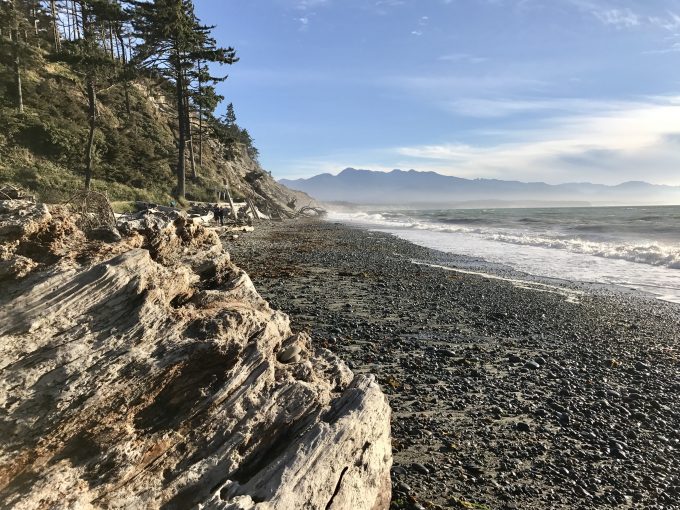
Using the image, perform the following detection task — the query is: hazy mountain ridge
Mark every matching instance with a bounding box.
[279,168,680,206]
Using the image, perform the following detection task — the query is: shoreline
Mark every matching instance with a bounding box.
[229,218,680,510]
[365,225,671,305]
[328,209,680,304]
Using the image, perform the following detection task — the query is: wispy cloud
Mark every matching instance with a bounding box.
[438,53,489,64]
[567,1,680,32]
[648,11,680,31]
[643,41,680,54]
[389,74,550,98]
[592,7,640,28]
[445,97,630,118]
[280,97,680,185]
[297,16,310,30]
[294,0,329,10]
[390,97,680,184]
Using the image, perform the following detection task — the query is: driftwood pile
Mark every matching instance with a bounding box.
[0,197,391,509]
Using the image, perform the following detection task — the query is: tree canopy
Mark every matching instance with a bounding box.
[0,0,255,199]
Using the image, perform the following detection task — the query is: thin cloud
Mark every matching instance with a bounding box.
[445,97,633,118]
[294,0,329,10]
[643,41,680,54]
[438,53,489,64]
[648,11,680,31]
[297,16,310,30]
[391,97,680,184]
[593,8,640,28]
[280,97,680,185]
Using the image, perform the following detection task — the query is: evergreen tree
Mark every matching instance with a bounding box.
[54,0,124,190]
[190,67,222,166]
[224,101,236,127]
[239,128,258,162]
[131,0,237,199]
[0,0,40,113]
[210,103,259,163]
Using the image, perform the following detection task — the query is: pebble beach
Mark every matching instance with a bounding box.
[229,219,680,510]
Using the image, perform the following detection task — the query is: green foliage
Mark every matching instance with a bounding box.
[211,104,259,162]
[0,150,170,203]
[110,201,136,213]
[0,0,261,202]
[131,0,239,198]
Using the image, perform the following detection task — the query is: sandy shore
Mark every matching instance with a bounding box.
[228,219,680,510]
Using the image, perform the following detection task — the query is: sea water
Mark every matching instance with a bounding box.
[329,206,680,303]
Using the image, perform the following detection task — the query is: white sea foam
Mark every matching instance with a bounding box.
[411,260,584,303]
[329,209,680,302]
[330,211,680,269]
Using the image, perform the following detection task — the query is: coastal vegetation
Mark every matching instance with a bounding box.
[0,0,259,202]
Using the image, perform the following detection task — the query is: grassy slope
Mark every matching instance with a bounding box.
[0,52,279,205]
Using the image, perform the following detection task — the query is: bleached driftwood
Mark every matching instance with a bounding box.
[0,199,391,509]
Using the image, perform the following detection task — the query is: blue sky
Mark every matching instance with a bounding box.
[196,1,680,184]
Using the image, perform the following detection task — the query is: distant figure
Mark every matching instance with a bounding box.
[213,204,224,226]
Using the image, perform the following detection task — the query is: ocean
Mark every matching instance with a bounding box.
[329,205,680,303]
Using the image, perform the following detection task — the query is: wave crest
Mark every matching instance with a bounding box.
[329,211,680,269]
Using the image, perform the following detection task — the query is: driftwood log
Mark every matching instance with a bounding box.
[295,206,327,218]
[0,199,391,509]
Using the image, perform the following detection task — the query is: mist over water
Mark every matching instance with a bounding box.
[330,206,680,303]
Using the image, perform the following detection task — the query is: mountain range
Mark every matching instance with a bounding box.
[279,168,680,207]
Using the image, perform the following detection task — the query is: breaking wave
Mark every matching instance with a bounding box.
[329,211,680,269]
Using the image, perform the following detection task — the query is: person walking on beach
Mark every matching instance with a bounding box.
[213,204,224,226]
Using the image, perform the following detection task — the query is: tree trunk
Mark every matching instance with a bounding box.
[107,23,115,59]
[198,105,203,167]
[50,0,61,52]
[182,79,197,180]
[187,118,197,180]
[175,67,186,199]
[198,62,203,167]
[14,53,23,114]
[226,185,237,220]
[115,29,131,116]
[11,27,24,114]
[73,1,82,39]
[247,198,260,220]
[84,76,97,190]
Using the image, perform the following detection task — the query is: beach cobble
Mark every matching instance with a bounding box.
[229,219,680,510]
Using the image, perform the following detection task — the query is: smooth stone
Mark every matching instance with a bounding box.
[516,421,531,432]
[411,463,430,475]
[525,360,541,370]
[278,344,302,363]
[395,481,412,494]
[634,361,650,371]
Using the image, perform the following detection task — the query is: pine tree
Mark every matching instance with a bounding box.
[55,0,125,190]
[0,1,38,113]
[191,71,222,166]
[224,102,236,127]
[131,0,237,199]
[48,0,61,52]
[190,62,223,166]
